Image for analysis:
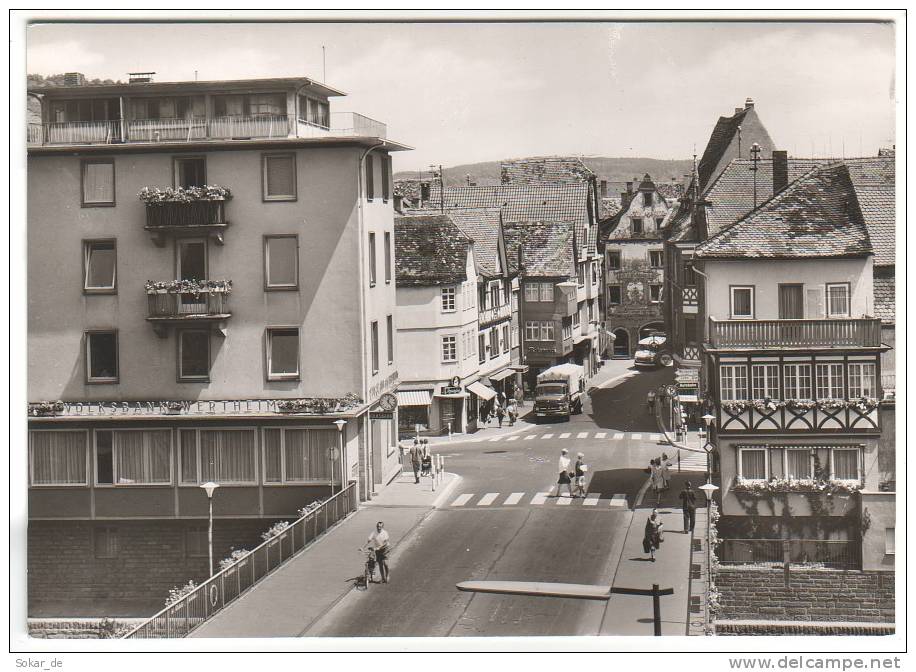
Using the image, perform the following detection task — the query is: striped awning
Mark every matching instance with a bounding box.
[488,368,515,382]
[396,390,432,407]
[467,381,497,401]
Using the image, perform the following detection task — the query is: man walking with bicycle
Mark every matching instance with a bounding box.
[366,521,391,584]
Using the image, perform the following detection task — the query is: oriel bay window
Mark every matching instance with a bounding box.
[266,328,300,381]
[784,363,812,399]
[264,235,299,290]
[263,427,334,483]
[86,331,118,383]
[848,362,876,398]
[751,363,779,399]
[178,330,210,382]
[720,364,748,401]
[180,428,257,484]
[815,362,844,399]
[95,429,171,485]
[83,240,117,293]
[29,430,88,486]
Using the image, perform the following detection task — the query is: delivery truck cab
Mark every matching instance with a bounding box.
[534,363,585,422]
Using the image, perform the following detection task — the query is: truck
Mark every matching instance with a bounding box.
[534,363,585,422]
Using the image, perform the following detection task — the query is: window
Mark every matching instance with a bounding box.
[885,528,895,555]
[441,287,456,312]
[525,321,540,342]
[263,427,334,483]
[524,284,538,302]
[178,330,210,382]
[542,321,555,341]
[631,218,643,234]
[478,333,486,364]
[786,449,813,479]
[299,95,329,128]
[608,285,622,305]
[656,217,665,229]
[442,335,457,362]
[511,326,519,347]
[848,363,876,398]
[643,192,652,207]
[591,263,598,285]
[81,159,115,206]
[784,363,812,399]
[368,232,377,286]
[94,527,118,559]
[489,281,501,308]
[562,318,572,340]
[486,328,497,359]
[83,240,116,292]
[186,526,208,558]
[752,363,779,399]
[502,325,510,353]
[739,448,768,481]
[577,264,586,287]
[371,321,380,372]
[95,429,171,485]
[539,282,554,302]
[384,232,392,283]
[730,286,754,319]
[720,364,748,401]
[266,328,300,380]
[649,250,664,268]
[572,307,580,328]
[607,251,621,270]
[366,154,375,200]
[831,447,860,481]
[174,157,206,188]
[247,93,286,116]
[816,363,844,399]
[29,430,88,485]
[649,284,662,303]
[264,235,299,290]
[262,153,296,201]
[86,331,118,383]
[381,155,391,202]
[180,429,257,484]
[826,283,850,318]
[387,315,394,364]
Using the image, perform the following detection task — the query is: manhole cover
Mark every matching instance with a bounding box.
[483,450,508,454]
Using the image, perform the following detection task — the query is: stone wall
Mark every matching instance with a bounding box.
[716,566,894,623]
[716,621,895,636]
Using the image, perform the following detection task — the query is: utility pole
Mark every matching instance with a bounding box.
[749,143,762,209]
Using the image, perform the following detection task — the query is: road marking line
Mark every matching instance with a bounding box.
[541,433,554,439]
[477,492,499,506]
[505,436,520,442]
[503,492,524,505]
[524,435,536,440]
[556,496,573,506]
[650,433,661,441]
[631,433,643,440]
[530,492,549,505]
[595,432,607,439]
[583,493,601,506]
[559,432,571,439]
[488,436,504,442]
[576,432,589,439]
[610,494,628,507]
[451,494,474,507]
[612,433,624,440]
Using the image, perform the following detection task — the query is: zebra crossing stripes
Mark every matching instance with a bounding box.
[576,432,589,439]
[612,433,624,440]
[451,493,474,507]
[477,493,499,506]
[541,433,554,439]
[449,491,631,508]
[530,492,549,505]
[503,492,525,505]
[524,435,536,440]
[583,493,601,506]
[559,432,571,439]
[488,436,503,442]
[609,494,628,507]
[505,436,520,442]
[595,432,607,439]
[555,496,572,506]
[631,433,643,440]
[467,430,675,445]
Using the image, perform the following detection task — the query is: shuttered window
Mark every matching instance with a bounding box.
[262,153,296,201]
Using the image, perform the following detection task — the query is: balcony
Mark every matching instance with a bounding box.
[479,302,511,327]
[708,317,883,350]
[146,281,232,337]
[27,112,386,147]
[144,199,229,246]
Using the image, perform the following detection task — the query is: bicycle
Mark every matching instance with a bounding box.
[354,547,377,590]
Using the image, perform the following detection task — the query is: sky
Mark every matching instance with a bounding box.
[26,20,897,172]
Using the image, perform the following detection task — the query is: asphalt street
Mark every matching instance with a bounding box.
[308,362,681,637]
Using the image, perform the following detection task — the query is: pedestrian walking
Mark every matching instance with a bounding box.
[660,453,672,490]
[574,452,588,498]
[497,390,506,408]
[366,521,391,583]
[649,458,662,494]
[679,481,697,534]
[421,439,432,477]
[506,398,518,426]
[642,510,664,562]
[409,440,422,484]
[514,385,524,409]
[554,448,573,498]
[496,403,506,428]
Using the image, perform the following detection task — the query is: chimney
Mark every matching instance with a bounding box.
[394,194,403,212]
[599,180,608,199]
[745,97,755,109]
[772,150,788,195]
[64,72,85,87]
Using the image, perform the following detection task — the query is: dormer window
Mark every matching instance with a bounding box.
[631,218,643,234]
[643,192,652,206]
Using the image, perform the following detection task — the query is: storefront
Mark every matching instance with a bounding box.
[396,388,432,437]
[487,367,517,398]
[435,384,468,435]
[467,380,497,424]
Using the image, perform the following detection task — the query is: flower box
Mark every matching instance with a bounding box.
[138,185,231,204]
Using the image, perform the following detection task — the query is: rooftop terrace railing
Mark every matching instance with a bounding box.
[708,317,883,349]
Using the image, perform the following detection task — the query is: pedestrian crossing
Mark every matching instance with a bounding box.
[448,491,632,509]
[675,449,709,472]
[483,431,665,444]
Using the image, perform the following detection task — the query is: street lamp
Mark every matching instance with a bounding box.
[698,481,720,632]
[332,419,347,498]
[199,481,220,578]
[701,413,716,484]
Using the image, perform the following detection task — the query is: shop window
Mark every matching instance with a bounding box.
[263,427,334,483]
[179,428,257,484]
[29,430,88,485]
[95,429,171,485]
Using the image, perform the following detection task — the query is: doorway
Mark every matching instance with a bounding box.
[779,284,804,319]
[612,328,630,357]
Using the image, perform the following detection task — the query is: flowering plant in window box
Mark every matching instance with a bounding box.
[164,580,198,607]
[785,398,816,411]
[276,393,363,414]
[722,400,750,414]
[733,477,861,495]
[849,396,879,413]
[218,548,251,572]
[817,398,846,410]
[298,499,326,519]
[145,279,233,296]
[751,397,785,412]
[29,400,65,417]
[138,185,232,203]
[261,520,291,542]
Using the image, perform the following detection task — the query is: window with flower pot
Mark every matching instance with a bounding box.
[263,427,334,483]
[264,235,299,290]
[784,363,812,399]
[831,447,861,481]
[848,362,876,398]
[262,153,296,201]
[752,363,779,399]
[81,158,115,206]
[86,331,118,383]
[94,429,171,485]
[173,156,206,189]
[178,330,210,382]
[738,447,768,481]
[83,240,117,293]
[815,362,844,399]
[29,430,88,486]
[179,428,257,484]
[266,327,300,380]
[720,364,748,401]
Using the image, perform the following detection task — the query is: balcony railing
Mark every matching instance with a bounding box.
[719,538,860,570]
[122,483,357,639]
[479,303,511,326]
[147,287,231,320]
[28,112,387,147]
[145,201,228,229]
[708,317,883,349]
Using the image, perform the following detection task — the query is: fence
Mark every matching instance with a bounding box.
[122,482,358,639]
[709,317,882,349]
[147,290,230,318]
[719,538,860,570]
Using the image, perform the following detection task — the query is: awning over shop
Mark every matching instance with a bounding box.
[510,364,530,373]
[396,390,432,407]
[467,381,497,401]
[678,394,699,403]
[488,368,515,382]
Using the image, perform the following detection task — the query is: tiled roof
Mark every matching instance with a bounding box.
[873,275,895,324]
[500,156,595,185]
[503,221,576,278]
[600,196,622,219]
[587,224,598,256]
[656,182,686,201]
[694,164,873,260]
[697,108,748,189]
[447,208,503,278]
[394,214,473,286]
[845,157,895,267]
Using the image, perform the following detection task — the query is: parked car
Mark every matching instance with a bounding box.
[634,333,673,368]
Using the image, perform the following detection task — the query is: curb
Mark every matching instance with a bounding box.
[431,473,462,508]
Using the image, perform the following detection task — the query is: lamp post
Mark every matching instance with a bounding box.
[698,480,719,631]
[332,419,347,498]
[701,413,715,484]
[200,481,220,578]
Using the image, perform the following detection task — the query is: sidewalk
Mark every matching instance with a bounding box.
[189,471,460,638]
[600,472,696,636]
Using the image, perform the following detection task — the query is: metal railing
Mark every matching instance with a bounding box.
[719,538,860,569]
[147,289,230,319]
[709,317,882,349]
[28,112,387,146]
[145,201,228,229]
[122,482,358,639]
